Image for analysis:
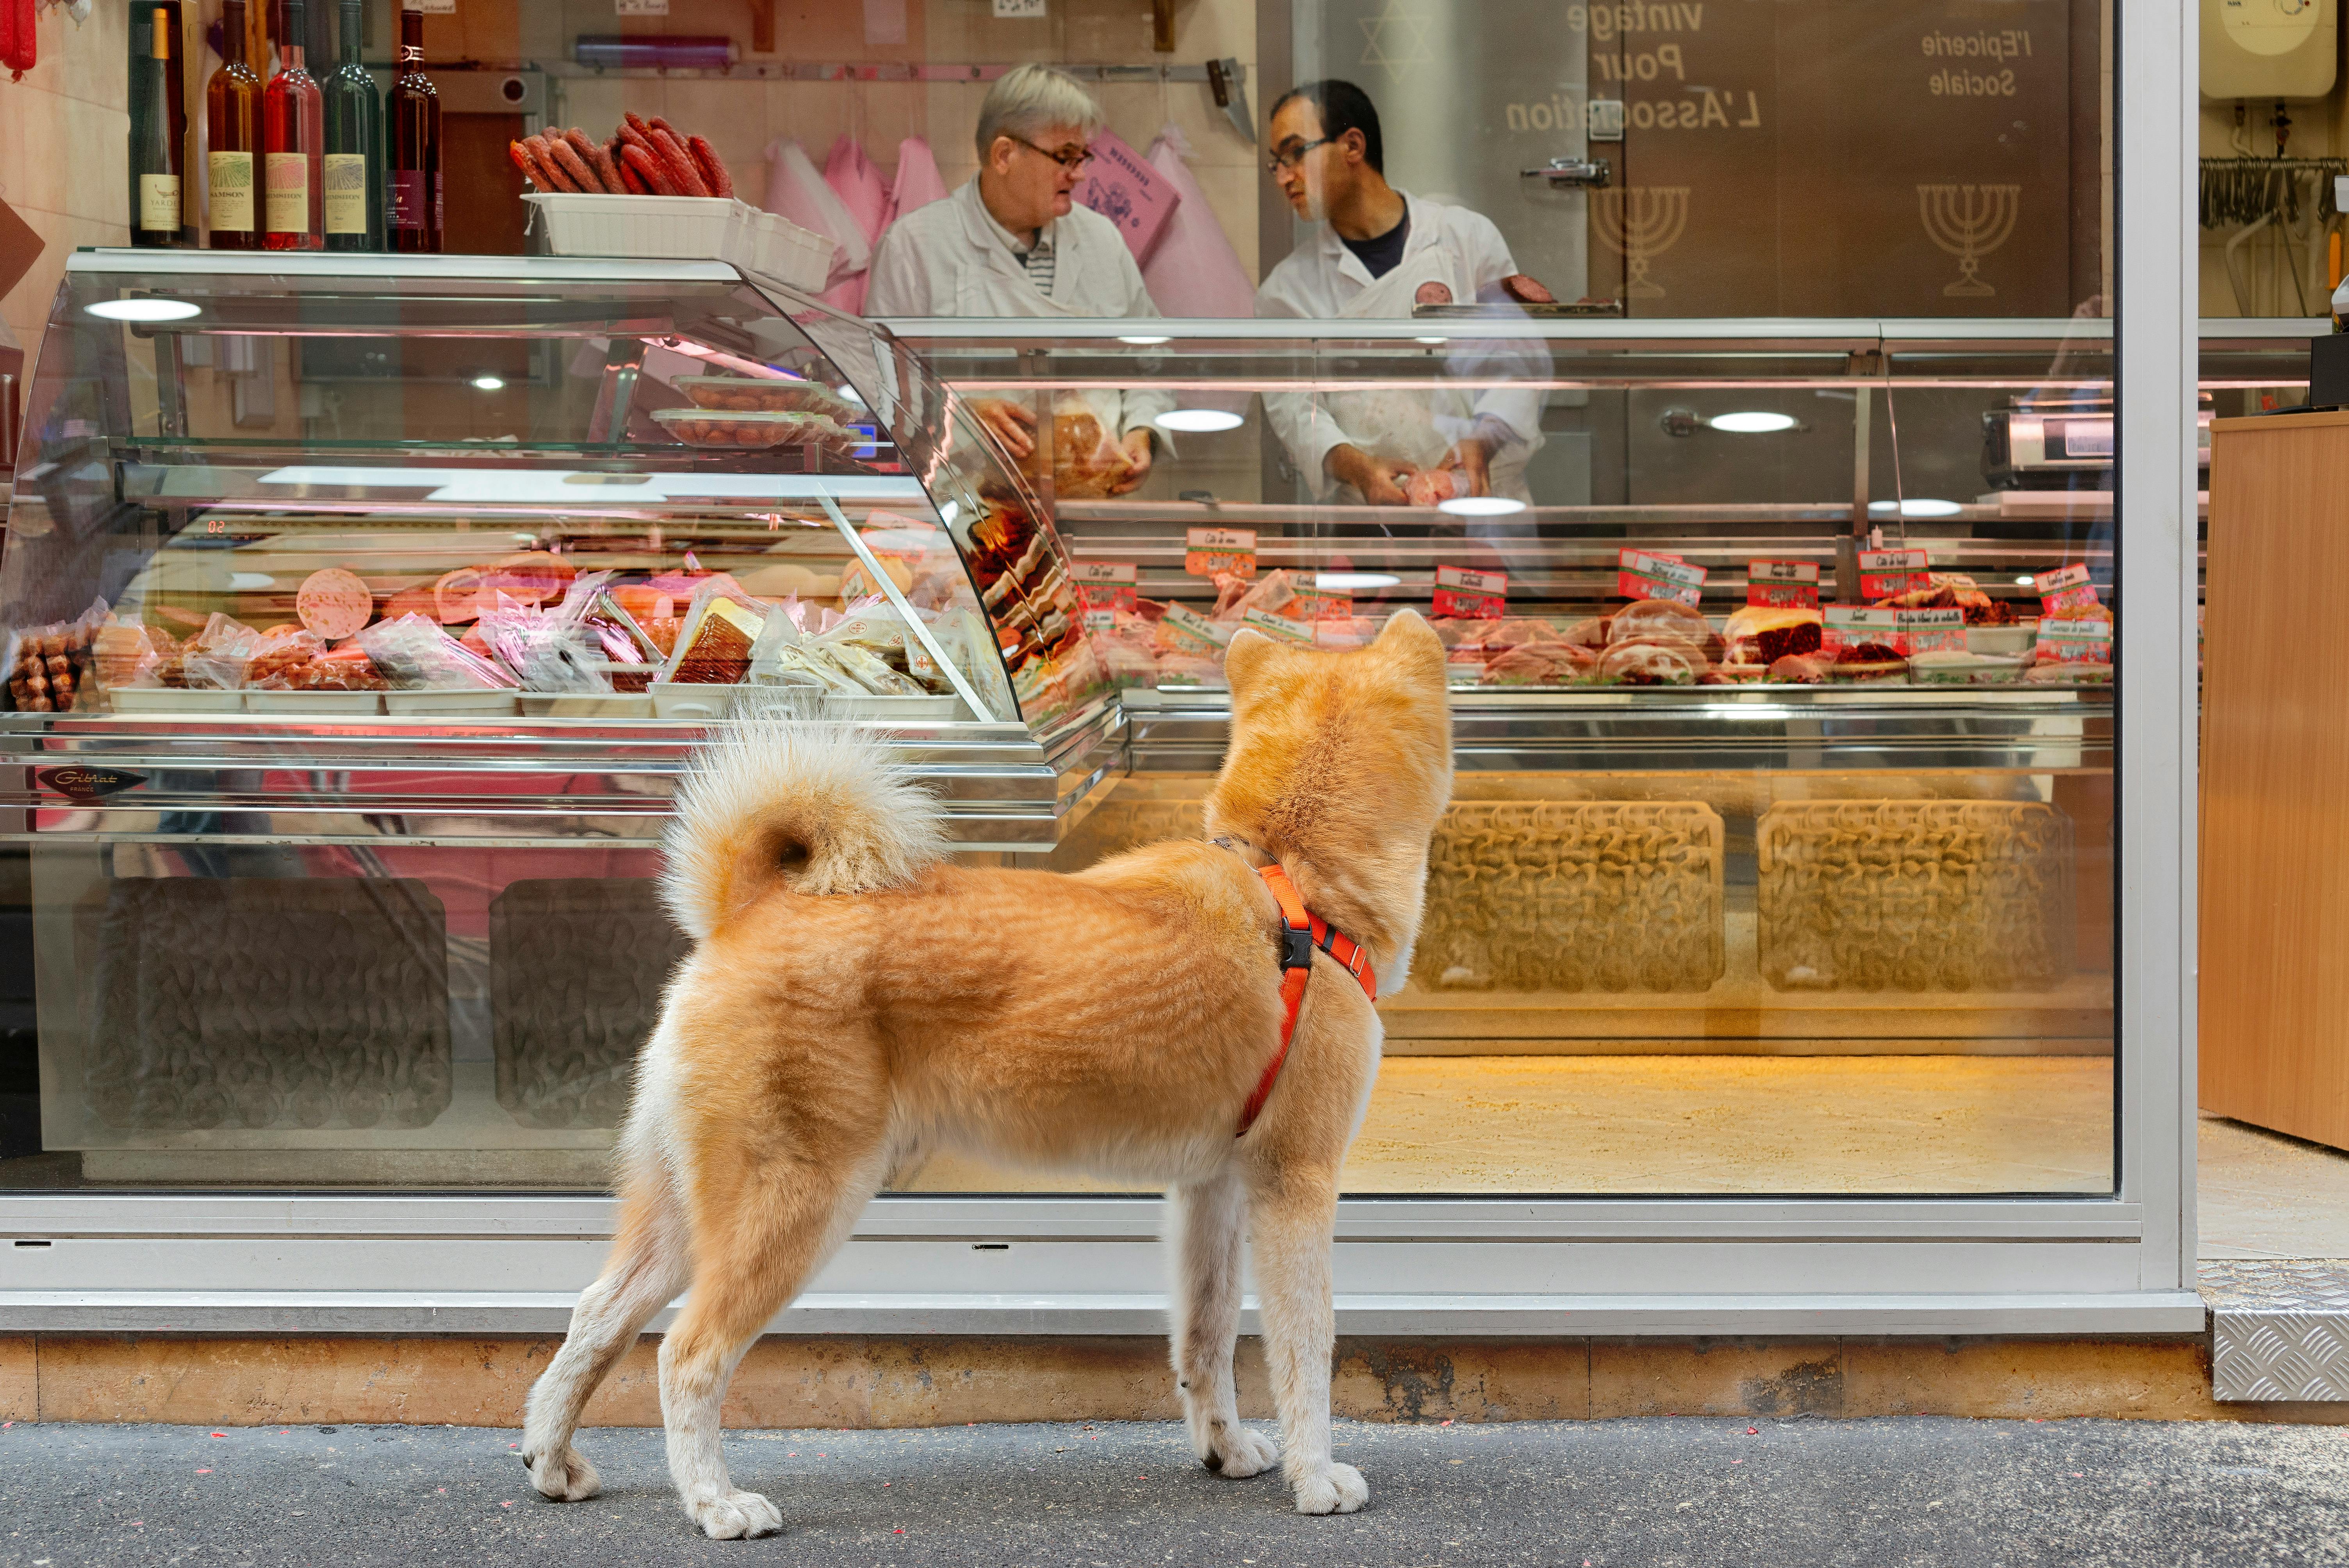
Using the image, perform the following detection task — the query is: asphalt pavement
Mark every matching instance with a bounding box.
[2,1415,2345,1567]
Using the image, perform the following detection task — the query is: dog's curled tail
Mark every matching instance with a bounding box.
[661,719,949,941]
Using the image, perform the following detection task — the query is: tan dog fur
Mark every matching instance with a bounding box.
[520,613,1455,1538]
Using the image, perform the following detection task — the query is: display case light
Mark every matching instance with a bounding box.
[1438,495,1528,517]
[87,298,200,323]
[1415,335,1447,345]
[1155,408,1245,434]
[470,375,506,392]
[1315,571,1400,592]
[1707,411,1797,434]
[2016,575,2035,585]
[1117,334,1172,346]
[1868,498,1962,518]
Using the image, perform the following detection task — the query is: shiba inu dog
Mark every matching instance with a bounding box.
[520,612,1454,1538]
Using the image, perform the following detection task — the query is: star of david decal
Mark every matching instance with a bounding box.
[1358,2,1436,69]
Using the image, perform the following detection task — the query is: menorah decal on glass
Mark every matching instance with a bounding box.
[1917,184,2021,298]
[1590,186,1689,299]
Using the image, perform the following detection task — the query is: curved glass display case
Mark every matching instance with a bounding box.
[0,253,2309,1203]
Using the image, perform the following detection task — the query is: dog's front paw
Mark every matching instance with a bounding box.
[1199,1423,1279,1479]
[523,1445,600,1502]
[686,1488,783,1539]
[1292,1461,1368,1515]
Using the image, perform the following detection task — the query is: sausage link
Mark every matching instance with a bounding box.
[544,136,600,195]
[522,135,577,191]
[687,135,733,198]
[564,128,622,193]
[613,143,650,194]
[623,111,657,141]
[619,141,677,196]
[649,128,711,197]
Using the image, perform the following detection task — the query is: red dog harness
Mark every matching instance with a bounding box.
[1237,864,1378,1137]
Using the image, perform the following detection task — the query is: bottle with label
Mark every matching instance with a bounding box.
[131,7,185,247]
[387,0,441,253]
[322,0,381,251]
[203,0,264,249]
[261,0,325,250]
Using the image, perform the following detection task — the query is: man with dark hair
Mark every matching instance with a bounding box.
[1257,78,1544,506]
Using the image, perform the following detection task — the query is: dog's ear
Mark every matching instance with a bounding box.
[1372,609,1449,685]
[1223,627,1278,696]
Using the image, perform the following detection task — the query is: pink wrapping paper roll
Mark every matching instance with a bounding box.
[825,134,893,244]
[889,137,949,220]
[761,137,870,289]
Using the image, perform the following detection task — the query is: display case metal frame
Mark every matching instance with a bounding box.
[0,0,2214,1333]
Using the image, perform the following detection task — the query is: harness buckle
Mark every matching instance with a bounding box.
[1279,923,1316,971]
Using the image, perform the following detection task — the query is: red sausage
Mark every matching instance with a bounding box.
[650,128,710,197]
[523,135,577,191]
[545,136,600,194]
[565,128,622,193]
[687,135,733,198]
[619,141,677,196]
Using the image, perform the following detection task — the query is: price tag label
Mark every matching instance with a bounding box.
[615,0,667,13]
[993,0,1047,15]
[1895,607,1967,654]
[1185,526,1256,579]
[1073,560,1137,614]
[1242,608,1318,647]
[1616,549,1706,606]
[1081,608,1119,633]
[1158,601,1232,653]
[1747,560,1820,609]
[2034,564,2101,613]
[1285,588,1353,622]
[1858,547,1931,601]
[1823,606,1900,654]
[414,0,454,12]
[2037,619,2114,664]
[1433,565,1508,619]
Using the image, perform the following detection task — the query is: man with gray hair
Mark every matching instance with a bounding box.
[868,64,1170,493]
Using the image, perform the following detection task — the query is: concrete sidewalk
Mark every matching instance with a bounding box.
[2,1416,2345,1567]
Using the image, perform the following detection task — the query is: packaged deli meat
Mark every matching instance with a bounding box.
[674,375,859,421]
[651,408,858,451]
[295,568,376,641]
[6,598,106,712]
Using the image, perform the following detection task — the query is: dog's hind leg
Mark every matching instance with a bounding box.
[1247,1159,1366,1516]
[1169,1170,1277,1479]
[522,1147,690,1503]
[659,1119,887,1539]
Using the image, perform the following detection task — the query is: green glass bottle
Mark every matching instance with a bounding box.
[322,0,382,251]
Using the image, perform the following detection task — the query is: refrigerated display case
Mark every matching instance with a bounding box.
[0,249,2249,1335]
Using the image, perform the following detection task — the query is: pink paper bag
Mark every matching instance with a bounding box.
[889,136,948,221]
[1142,124,1258,317]
[1074,128,1178,262]
[825,134,893,244]
[761,137,870,289]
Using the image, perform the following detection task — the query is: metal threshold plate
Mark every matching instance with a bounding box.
[2202,1259,2349,1402]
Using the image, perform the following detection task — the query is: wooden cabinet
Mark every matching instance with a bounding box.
[2203,409,2349,1152]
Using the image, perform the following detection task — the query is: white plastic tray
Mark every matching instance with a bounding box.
[522,194,831,292]
[649,681,738,720]
[243,689,386,714]
[384,689,521,716]
[110,687,242,712]
[520,692,656,718]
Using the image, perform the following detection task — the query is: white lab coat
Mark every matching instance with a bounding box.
[867,180,1174,443]
[1256,192,1547,503]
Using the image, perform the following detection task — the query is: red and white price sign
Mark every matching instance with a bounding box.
[1823,606,1899,654]
[1157,601,1232,652]
[2034,564,2101,614]
[1895,607,1967,654]
[1747,560,1820,609]
[1073,560,1137,615]
[1184,527,1256,579]
[2036,619,2114,665]
[1858,547,1931,601]
[1433,565,1508,619]
[1617,549,1707,607]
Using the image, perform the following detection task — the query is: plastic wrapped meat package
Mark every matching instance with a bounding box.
[244,626,387,691]
[1721,604,1825,667]
[353,614,519,691]
[7,597,109,711]
[478,573,631,694]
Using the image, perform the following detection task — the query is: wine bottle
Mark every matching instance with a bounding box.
[262,0,324,250]
[204,0,264,249]
[322,0,381,251]
[387,0,440,253]
[132,7,184,247]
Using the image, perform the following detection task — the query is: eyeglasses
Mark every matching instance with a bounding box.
[1009,134,1095,173]
[1264,137,1332,176]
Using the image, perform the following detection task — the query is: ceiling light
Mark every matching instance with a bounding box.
[1438,495,1527,517]
[1117,334,1172,346]
[87,297,200,322]
[1315,571,1400,592]
[1868,498,1962,518]
[836,384,866,405]
[1415,335,1447,345]
[2015,575,2035,586]
[471,375,506,392]
[1155,408,1245,434]
[1707,411,1797,434]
